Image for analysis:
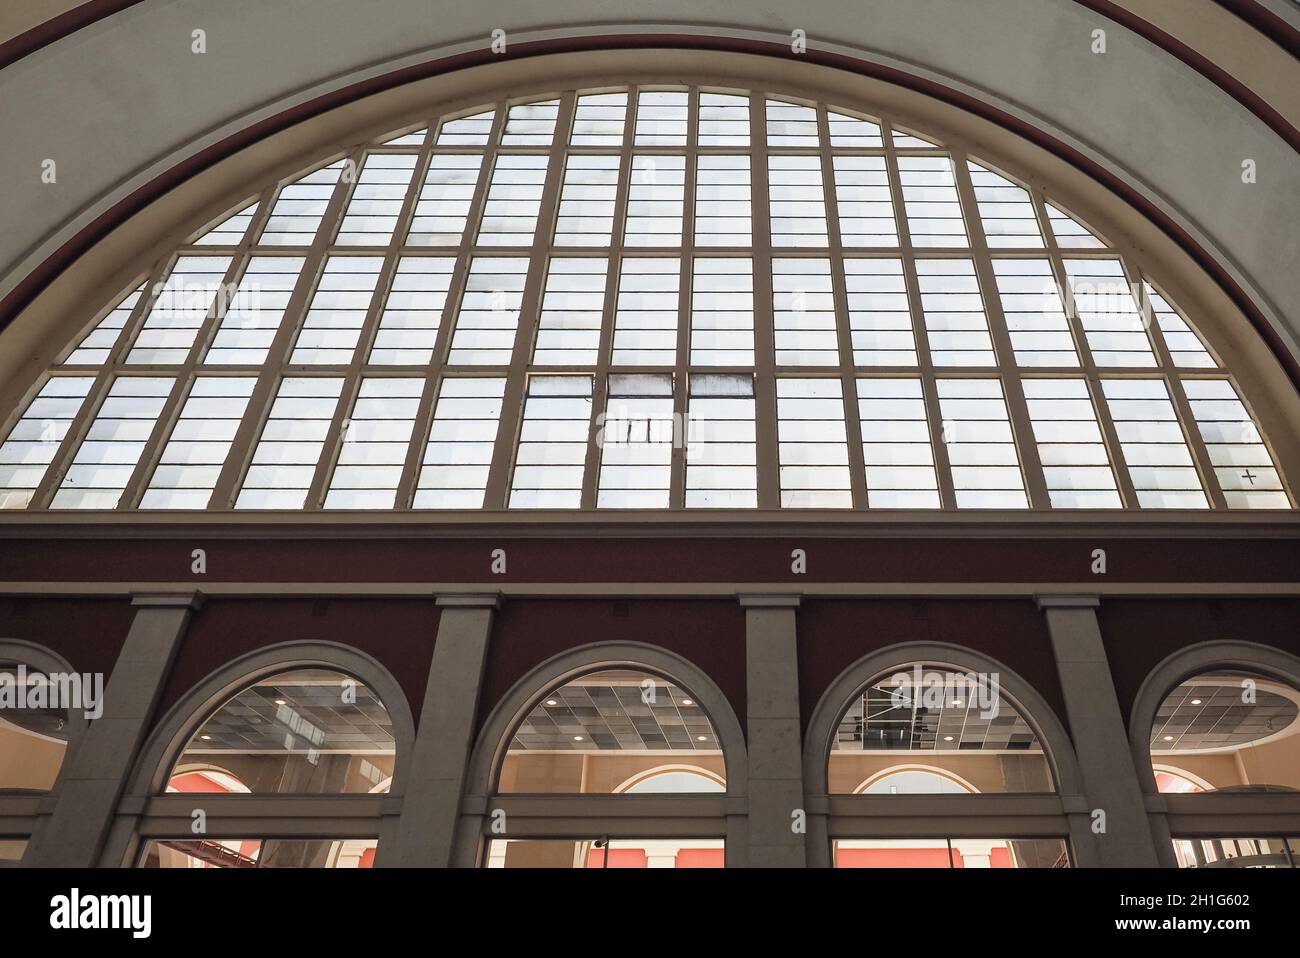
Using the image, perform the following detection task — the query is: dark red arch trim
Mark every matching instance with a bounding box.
[0,29,1297,388]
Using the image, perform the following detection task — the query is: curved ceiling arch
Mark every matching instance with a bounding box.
[0,1,1297,391]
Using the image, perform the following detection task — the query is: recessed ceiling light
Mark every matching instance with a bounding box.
[274,699,287,706]
[943,735,954,742]
[681,699,694,706]
[696,735,707,741]
[200,734,212,741]
[952,700,963,707]
[573,735,584,741]
[546,699,558,706]
[1191,699,1202,706]
[1163,735,1175,741]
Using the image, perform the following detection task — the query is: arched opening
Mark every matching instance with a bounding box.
[486,666,728,868]
[0,660,73,794]
[828,663,1056,795]
[1149,668,1300,869]
[137,666,395,868]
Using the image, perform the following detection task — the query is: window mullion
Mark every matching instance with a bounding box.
[28,254,175,510]
[817,104,868,510]
[580,91,636,510]
[1117,252,1229,509]
[396,107,508,509]
[1031,186,1139,509]
[210,147,366,509]
[880,120,957,510]
[309,132,435,510]
[749,92,779,510]
[951,151,1051,511]
[669,88,699,508]
[483,93,578,509]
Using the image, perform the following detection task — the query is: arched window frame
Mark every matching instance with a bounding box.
[107,642,414,868]
[463,641,747,867]
[1,69,1295,518]
[802,642,1089,867]
[1128,640,1300,868]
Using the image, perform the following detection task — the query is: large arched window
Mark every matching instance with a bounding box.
[138,667,396,868]
[0,660,73,794]
[828,664,1055,795]
[0,84,1291,514]
[1149,668,1300,869]
[485,665,730,868]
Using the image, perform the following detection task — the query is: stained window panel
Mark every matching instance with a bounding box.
[51,376,175,510]
[967,163,1044,248]
[844,259,915,366]
[916,259,995,366]
[698,93,750,146]
[0,377,95,509]
[205,255,305,365]
[777,378,852,507]
[1101,379,1207,509]
[478,154,550,246]
[597,374,674,508]
[335,153,418,246]
[407,153,484,246]
[65,286,144,365]
[235,377,344,509]
[534,257,608,366]
[635,91,688,146]
[990,259,1078,367]
[1182,378,1288,509]
[324,377,424,509]
[612,257,680,366]
[773,258,838,366]
[765,100,820,148]
[768,155,828,246]
[625,155,685,247]
[570,92,627,146]
[685,374,756,508]
[289,256,384,364]
[691,258,753,366]
[1022,377,1121,508]
[501,99,560,146]
[832,156,898,247]
[370,257,456,365]
[259,160,345,246]
[509,375,594,509]
[695,156,751,246]
[896,155,968,248]
[1064,258,1157,367]
[448,257,528,365]
[140,377,256,509]
[856,377,940,508]
[554,155,621,247]
[936,378,1028,508]
[415,377,505,509]
[127,256,233,364]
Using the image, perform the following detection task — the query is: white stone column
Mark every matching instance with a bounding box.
[26,592,202,868]
[1037,594,1161,867]
[381,593,498,867]
[740,594,806,867]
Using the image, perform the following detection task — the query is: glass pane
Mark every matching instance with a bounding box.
[554,155,620,247]
[0,662,72,792]
[916,259,995,366]
[1101,378,1207,508]
[335,153,418,246]
[990,258,1078,367]
[596,374,674,508]
[936,378,1028,508]
[967,162,1044,248]
[768,155,828,247]
[140,376,257,509]
[1022,377,1121,508]
[487,838,724,868]
[205,255,306,365]
[685,373,756,508]
[1182,378,1288,508]
[235,377,343,509]
[896,155,967,248]
[0,377,95,509]
[690,258,753,366]
[845,259,914,366]
[477,154,550,246]
[829,664,1053,793]
[501,99,559,146]
[415,376,505,509]
[1064,258,1156,367]
[139,838,378,868]
[259,160,345,246]
[834,838,1069,868]
[635,90,688,146]
[323,377,423,509]
[833,156,898,248]
[370,256,455,365]
[625,155,685,247]
[289,255,384,364]
[500,668,724,792]
[127,256,233,364]
[612,257,679,366]
[508,375,593,508]
[166,668,394,794]
[857,377,940,508]
[65,286,144,365]
[534,257,608,365]
[777,378,851,507]
[407,153,484,246]
[448,257,528,365]
[695,155,751,246]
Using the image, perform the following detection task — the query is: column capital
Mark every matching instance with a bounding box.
[738,593,801,609]
[435,593,502,609]
[130,591,205,611]
[1035,593,1099,610]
